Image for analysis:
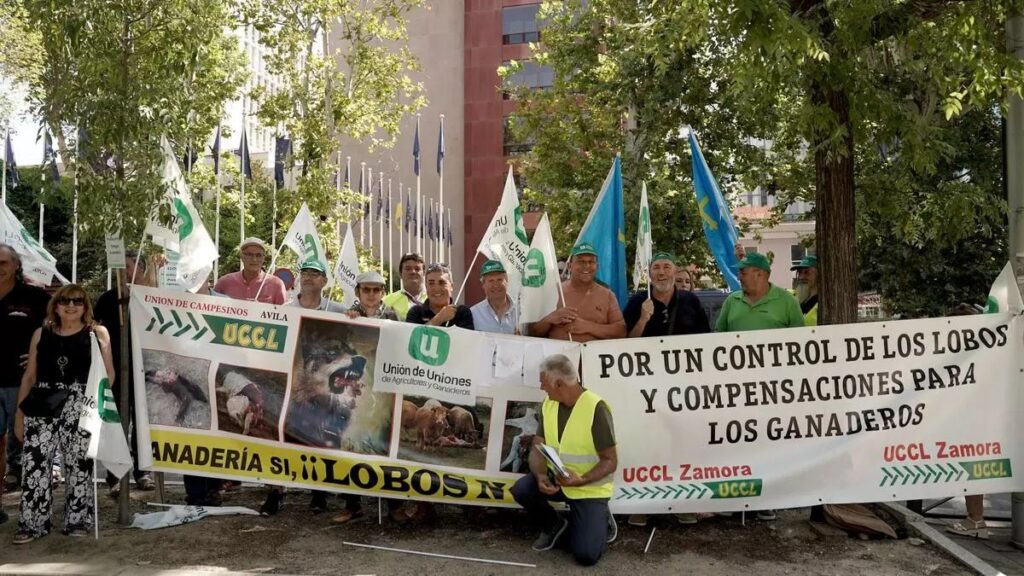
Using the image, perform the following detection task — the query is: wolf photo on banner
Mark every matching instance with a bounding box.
[284,316,395,454]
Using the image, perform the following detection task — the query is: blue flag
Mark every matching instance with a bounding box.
[5,132,19,187]
[404,193,412,232]
[210,127,221,175]
[689,131,740,291]
[574,155,627,307]
[239,128,252,180]
[436,119,445,174]
[446,211,453,247]
[375,185,383,220]
[412,121,421,176]
[42,130,60,183]
[344,162,350,189]
[274,136,291,188]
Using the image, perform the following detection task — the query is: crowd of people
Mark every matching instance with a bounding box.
[0,234,993,564]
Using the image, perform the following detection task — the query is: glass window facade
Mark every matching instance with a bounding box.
[503,4,541,45]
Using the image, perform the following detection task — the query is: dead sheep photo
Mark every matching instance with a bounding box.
[500,401,541,474]
[398,396,492,470]
[141,349,212,430]
[214,364,287,441]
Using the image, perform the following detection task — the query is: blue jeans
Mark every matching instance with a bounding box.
[0,387,21,472]
[512,473,609,566]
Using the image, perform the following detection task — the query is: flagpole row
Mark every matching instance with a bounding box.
[379,170,384,276]
[388,178,394,293]
[2,127,8,205]
[438,114,445,267]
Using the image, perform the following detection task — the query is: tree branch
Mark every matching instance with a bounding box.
[869,0,968,42]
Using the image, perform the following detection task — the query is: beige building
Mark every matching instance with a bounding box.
[734,193,815,289]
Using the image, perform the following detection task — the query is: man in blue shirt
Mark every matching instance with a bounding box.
[470,260,517,334]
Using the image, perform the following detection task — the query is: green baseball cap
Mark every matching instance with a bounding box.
[479,259,506,278]
[738,252,772,272]
[571,242,598,257]
[299,258,327,275]
[651,251,676,264]
[790,254,818,271]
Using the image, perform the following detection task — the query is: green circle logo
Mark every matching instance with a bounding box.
[409,326,451,366]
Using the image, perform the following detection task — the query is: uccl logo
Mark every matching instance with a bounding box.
[523,248,546,288]
[408,326,450,366]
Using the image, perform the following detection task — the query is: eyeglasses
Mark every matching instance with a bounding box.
[299,269,325,278]
[359,286,384,294]
[241,252,265,259]
[57,297,86,306]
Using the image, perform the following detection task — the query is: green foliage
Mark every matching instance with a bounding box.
[241,0,425,270]
[509,0,1024,312]
[0,1,43,124]
[22,0,246,241]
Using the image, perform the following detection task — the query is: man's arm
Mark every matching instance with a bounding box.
[786,294,806,328]
[572,291,626,339]
[582,446,618,485]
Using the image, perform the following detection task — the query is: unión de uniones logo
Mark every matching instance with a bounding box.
[97,377,121,424]
[523,248,546,287]
[408,326,451,366]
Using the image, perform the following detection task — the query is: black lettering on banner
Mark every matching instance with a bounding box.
[350,463,378,489]
[640,388,658,413]
[382,466,411,492]
[443,474,469,498]
[411,469,442,496]
[477,480,506,500]
[226,449,241,470]
[599,354,615,378]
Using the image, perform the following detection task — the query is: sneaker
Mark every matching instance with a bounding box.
[135,474,156,491]
[65,527,89,538]
[606,513,618,544]
[627,514,648,527]
[13,531,35,545]
[756,509,777,521]
[310,492,328,514]
[260,490,285,516]
[532,516,569,552]
[676,513,699,525]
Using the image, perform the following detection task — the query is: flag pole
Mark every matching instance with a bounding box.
[388,178,394,292]
[214,183,221,281]
[368,166,374,254]
[2,127,8,205]
[416,114,422,254]
[454,249,481,305]
[379,170,384,275]
[72,127,79,283]
[399,182,404,273]
[438,114,445,263]
[447,208,452,269]
[272,169,278,247]
[359,162,366,246]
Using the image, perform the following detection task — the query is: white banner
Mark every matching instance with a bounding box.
[129,286,1024,513]
[584,313,1024,512]
[372,323,483,406]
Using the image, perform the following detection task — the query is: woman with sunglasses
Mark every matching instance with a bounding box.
[13,285,114,544]
[345,271,399,321]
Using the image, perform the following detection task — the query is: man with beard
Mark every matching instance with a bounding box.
[624,252,709,338]
[530,243,625,342]
[791,255,818,326]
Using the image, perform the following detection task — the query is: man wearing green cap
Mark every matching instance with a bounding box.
[471,260,517,334]
[791,254,818,326]
[624,252,710,338]
[530,243,626,342]
[288,259,345,313]
[715,252,804,333]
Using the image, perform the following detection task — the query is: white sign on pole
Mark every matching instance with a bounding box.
[105,236,127,269]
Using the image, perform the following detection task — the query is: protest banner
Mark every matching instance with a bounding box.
[584,312,1024,513]
[131,286,559,507]
[130,287,1024,512]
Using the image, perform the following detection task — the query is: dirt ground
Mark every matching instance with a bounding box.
[1,484,971,575]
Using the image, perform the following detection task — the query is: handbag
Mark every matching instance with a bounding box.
[18,387,71,418]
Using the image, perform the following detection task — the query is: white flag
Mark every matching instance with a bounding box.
[519,213,561,324]
[0,202,67,285]
[986,261,1024,314]
[78,332,132,480]
[283,202,333,288]
[632,182,653,291]
[145,137,218,292]
[478,167,529,285]
[333,224,360,307]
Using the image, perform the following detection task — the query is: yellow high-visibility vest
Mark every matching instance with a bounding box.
[542,390,614,499]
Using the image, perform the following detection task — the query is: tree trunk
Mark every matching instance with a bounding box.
[811,81,858,325]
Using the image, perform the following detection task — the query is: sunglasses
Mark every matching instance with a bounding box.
[57,297,86,306]
[359,286,384,294]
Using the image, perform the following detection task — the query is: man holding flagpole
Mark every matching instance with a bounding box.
[213,238,287,305]
[530,243,625,342]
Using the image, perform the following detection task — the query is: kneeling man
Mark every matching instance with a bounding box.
[512,354,617,566]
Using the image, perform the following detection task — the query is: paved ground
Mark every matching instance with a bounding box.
[0,482,976,575]
[918,494,1024,575]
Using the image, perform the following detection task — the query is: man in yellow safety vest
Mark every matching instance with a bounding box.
[511,354,618,566]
